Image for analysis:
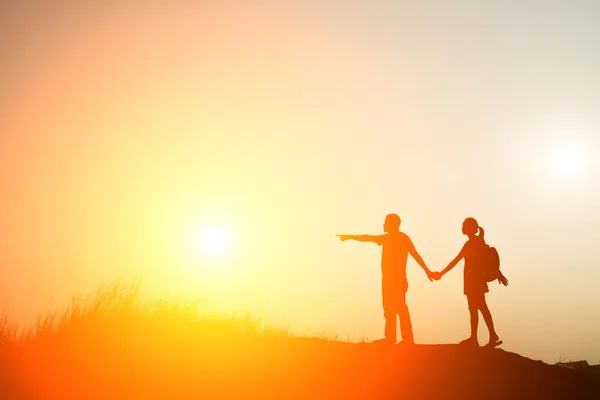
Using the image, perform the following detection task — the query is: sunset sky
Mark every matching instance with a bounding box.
[1,2,599,363]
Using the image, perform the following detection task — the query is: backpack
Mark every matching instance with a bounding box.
[480,244,501,283]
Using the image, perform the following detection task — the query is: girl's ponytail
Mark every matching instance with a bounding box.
[478,226,485,239]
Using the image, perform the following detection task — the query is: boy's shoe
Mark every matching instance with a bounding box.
[371,338,395,345]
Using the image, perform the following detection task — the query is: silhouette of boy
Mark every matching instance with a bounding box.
[338,214,433,345]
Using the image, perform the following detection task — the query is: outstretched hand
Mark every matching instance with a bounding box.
[337,235,350,242]
[498,273,509,286]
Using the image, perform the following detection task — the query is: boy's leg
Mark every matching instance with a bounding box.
[382,281,397,342]
[398,283,414,343]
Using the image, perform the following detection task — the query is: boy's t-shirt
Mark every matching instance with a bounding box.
[374,232,414,280]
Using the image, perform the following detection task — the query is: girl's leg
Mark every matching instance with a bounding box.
[479,294,499,343]
[466,295,479,341]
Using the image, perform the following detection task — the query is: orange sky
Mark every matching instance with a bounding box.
[1,3,600,363]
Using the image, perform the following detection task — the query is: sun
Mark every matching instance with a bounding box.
[199,227,227,256]
[552,145,584,175]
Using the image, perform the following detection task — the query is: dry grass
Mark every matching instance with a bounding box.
[9,280,289,344]
[1,280,300,398]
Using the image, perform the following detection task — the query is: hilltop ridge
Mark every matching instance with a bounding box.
[4,336,600,399]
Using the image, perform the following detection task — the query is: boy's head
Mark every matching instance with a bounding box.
[383,214,401,233]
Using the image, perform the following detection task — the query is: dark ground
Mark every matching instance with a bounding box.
[3,337,600,399]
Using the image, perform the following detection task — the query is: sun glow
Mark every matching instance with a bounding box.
[552,145,584,175]
[199,227,228,256]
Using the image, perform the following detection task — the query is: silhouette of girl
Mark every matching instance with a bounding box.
[435,218,507,347]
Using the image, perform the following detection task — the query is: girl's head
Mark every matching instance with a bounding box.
[462,217,485,238]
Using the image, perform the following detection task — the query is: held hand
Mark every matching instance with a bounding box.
[425,270,434,282]
[431,271,442,281]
